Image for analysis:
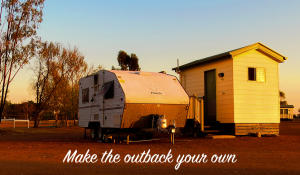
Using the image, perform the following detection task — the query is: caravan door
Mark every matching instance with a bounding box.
[90,73,103,125]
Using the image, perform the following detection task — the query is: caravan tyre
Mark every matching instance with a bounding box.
[98,127,104,141]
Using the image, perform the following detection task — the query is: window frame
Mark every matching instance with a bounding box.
[256,67,266,83]
[247,67,266,83]
[102,80,114,99]
[248,67,256,81]
[82,88,89,103]
[94,74,99,86]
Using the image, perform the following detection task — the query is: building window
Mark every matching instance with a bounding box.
[248,67,265,82]
[82,88,89,103]
[256,68,265,82]
[248,68,256,81]
[102,81,114,99]
[280,109,283,114]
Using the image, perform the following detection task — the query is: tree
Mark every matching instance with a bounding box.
[32,41,59,127]
[117,50,130,70]
[129,53,140,71]
[279,91,285,100]
[3,100,34,120]
[117,50,140,71]
[0,0,44,123]
[279,90,287,106]
[32,41,87,127]
[87,64,103,74]
[65,47,87,125]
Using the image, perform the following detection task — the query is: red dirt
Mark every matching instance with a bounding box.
[1,121,300,175]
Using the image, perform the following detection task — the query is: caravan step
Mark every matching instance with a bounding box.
[204,125,220,129]
[204,125,212,129]
[206,135,236,139]
[203,129,222,133]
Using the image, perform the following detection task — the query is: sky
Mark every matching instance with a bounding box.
[8,0,300,113]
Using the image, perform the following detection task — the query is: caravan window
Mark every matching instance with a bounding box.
[82,88,89,103]
[102,81,114,99]
[94,74,98,85]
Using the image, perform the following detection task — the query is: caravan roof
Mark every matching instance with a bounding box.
[110,70,188,105]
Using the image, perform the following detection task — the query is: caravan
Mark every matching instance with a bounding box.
[78,70,189,139]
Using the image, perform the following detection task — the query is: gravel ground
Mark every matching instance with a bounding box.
[0,120,300,175]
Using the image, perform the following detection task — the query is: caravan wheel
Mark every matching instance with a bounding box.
[90,128,96,140]
[98,127,104,141]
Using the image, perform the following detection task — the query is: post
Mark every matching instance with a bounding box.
[13,118,15,128]
[54,111,58,128]
[200,98,204,133]
[170,127,175,145]
[127,135,130,145]
[170,132,175,145]
[173,133,175,144]
[27,120,30,128]
[193,96,196,120]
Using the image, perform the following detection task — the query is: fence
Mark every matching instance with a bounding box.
[1,118,30,128]
[0,119,78,128]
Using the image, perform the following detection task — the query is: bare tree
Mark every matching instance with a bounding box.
[32,41,60,127]
[66,47,87,125]
[0,0,44,122]
[32,41,87,127]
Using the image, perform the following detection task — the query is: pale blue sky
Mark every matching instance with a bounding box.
[10,0,300,112]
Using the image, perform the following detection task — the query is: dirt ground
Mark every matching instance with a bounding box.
[1,121,300,175]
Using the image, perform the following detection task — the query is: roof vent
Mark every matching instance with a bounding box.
[133,72,140,75]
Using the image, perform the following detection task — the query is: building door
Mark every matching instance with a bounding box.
[204,69,216,125]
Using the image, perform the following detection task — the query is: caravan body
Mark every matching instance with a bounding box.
[78,70,189,129]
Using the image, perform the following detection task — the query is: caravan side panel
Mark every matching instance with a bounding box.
[78,76,93,128]
[121,103,189,128]
[102,71,125,128]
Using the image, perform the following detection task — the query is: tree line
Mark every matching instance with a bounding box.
[0,0,141,127]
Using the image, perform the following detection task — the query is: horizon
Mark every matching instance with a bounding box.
[7,0,300,113]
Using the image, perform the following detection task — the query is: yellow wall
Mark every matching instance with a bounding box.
[180,58,234,123]
[233,50,280,123]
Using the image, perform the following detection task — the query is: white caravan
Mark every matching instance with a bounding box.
[78,70,189,139]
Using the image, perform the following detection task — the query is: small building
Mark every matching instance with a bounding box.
[280,105,294,120]
[174,42,287,135]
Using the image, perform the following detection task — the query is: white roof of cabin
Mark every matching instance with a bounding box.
[110,70,189,104]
